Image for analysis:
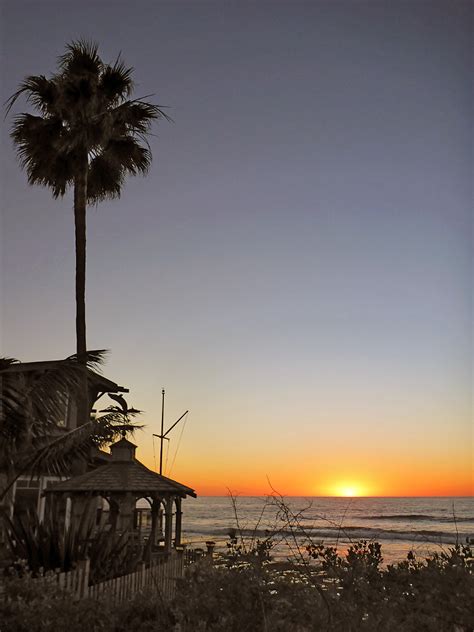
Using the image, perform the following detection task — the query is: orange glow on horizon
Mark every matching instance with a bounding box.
[138,451,473,498]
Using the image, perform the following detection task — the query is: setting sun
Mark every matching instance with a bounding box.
[333,482,366,497]
[340,487,357,497]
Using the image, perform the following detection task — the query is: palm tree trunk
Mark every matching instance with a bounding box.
[74,154,88,425]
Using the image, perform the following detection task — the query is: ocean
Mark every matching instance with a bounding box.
[181,496,474,565]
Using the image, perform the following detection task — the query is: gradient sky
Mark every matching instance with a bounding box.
[1,1,472,496]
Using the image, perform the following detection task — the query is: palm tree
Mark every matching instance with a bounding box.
[7,41,168,416]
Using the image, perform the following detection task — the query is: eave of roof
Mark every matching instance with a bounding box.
[45,460,196,498]
[3,360,128,393]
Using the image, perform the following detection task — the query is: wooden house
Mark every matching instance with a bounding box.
[0,358,128,522]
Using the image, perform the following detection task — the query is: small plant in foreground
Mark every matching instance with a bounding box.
[225,528,274,569]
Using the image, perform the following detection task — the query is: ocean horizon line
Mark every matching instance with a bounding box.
[195,494,474,499]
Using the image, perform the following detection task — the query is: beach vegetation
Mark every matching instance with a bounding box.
[2,504,142,582]
[0,538,472,631]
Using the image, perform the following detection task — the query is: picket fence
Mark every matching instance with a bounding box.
[2,552,186,603]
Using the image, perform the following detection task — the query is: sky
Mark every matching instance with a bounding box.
[0,1,472,497]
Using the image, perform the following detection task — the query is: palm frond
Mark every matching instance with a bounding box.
[65,348,107,372]
[7,41,168,208]
[5,75,59,117]
[1,410,142,499]
[113,99,172,132]
[10,113,73,196]
[0,350,107,448]
[87,136,152,203]
[91,407,143,449]
[58,39,101,76]
[87,153,123,201]
[11,113,63,155]
[0,358,19,371]
[99,57,134,102]
[28,155,74,197]
[106,136,151,173]
[15,424,94,479]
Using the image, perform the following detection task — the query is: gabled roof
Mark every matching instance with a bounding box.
[45,460,196,498]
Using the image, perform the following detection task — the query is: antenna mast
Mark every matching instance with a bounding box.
[160,389,165,475]
[153,389,189,475]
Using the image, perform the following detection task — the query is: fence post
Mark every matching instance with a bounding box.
[139,561,146,591]
[205,541,216,558]
[76,559,90,599]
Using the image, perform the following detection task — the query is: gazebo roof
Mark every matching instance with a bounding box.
[45,437,196,498]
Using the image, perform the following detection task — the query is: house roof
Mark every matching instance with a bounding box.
[45,460,197,498]
[3,359,128,394]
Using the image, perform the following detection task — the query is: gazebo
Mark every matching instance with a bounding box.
[45,437,196,553]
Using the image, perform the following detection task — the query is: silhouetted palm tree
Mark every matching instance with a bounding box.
[7,40,168,377]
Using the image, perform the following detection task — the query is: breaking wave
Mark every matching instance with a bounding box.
[359,514,474,523]
[183,524,469,545]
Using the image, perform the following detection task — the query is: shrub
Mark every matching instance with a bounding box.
[2,505,142,582]
[0,541,472,631]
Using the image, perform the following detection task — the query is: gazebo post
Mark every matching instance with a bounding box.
[108,496,119,530]
[47,491,69,531]
[175,497,182,547]
[164,496,173,552]
[117,491,134,534]
[64,493,72,531]
[158,500,164,536]
[71,494,87,527]
[150,497,160,546]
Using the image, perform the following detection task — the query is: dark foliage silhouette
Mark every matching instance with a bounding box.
[0,351,141,500]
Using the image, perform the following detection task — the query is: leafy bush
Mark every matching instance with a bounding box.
[2,504,142,581]
[225,527,274,569]
[85,528,143,584]
[0,541,472,631]
[2,507,93,573]
[0,567,113,632]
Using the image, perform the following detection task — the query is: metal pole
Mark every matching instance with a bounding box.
[163,410,189,438]
[159,389,165,475]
